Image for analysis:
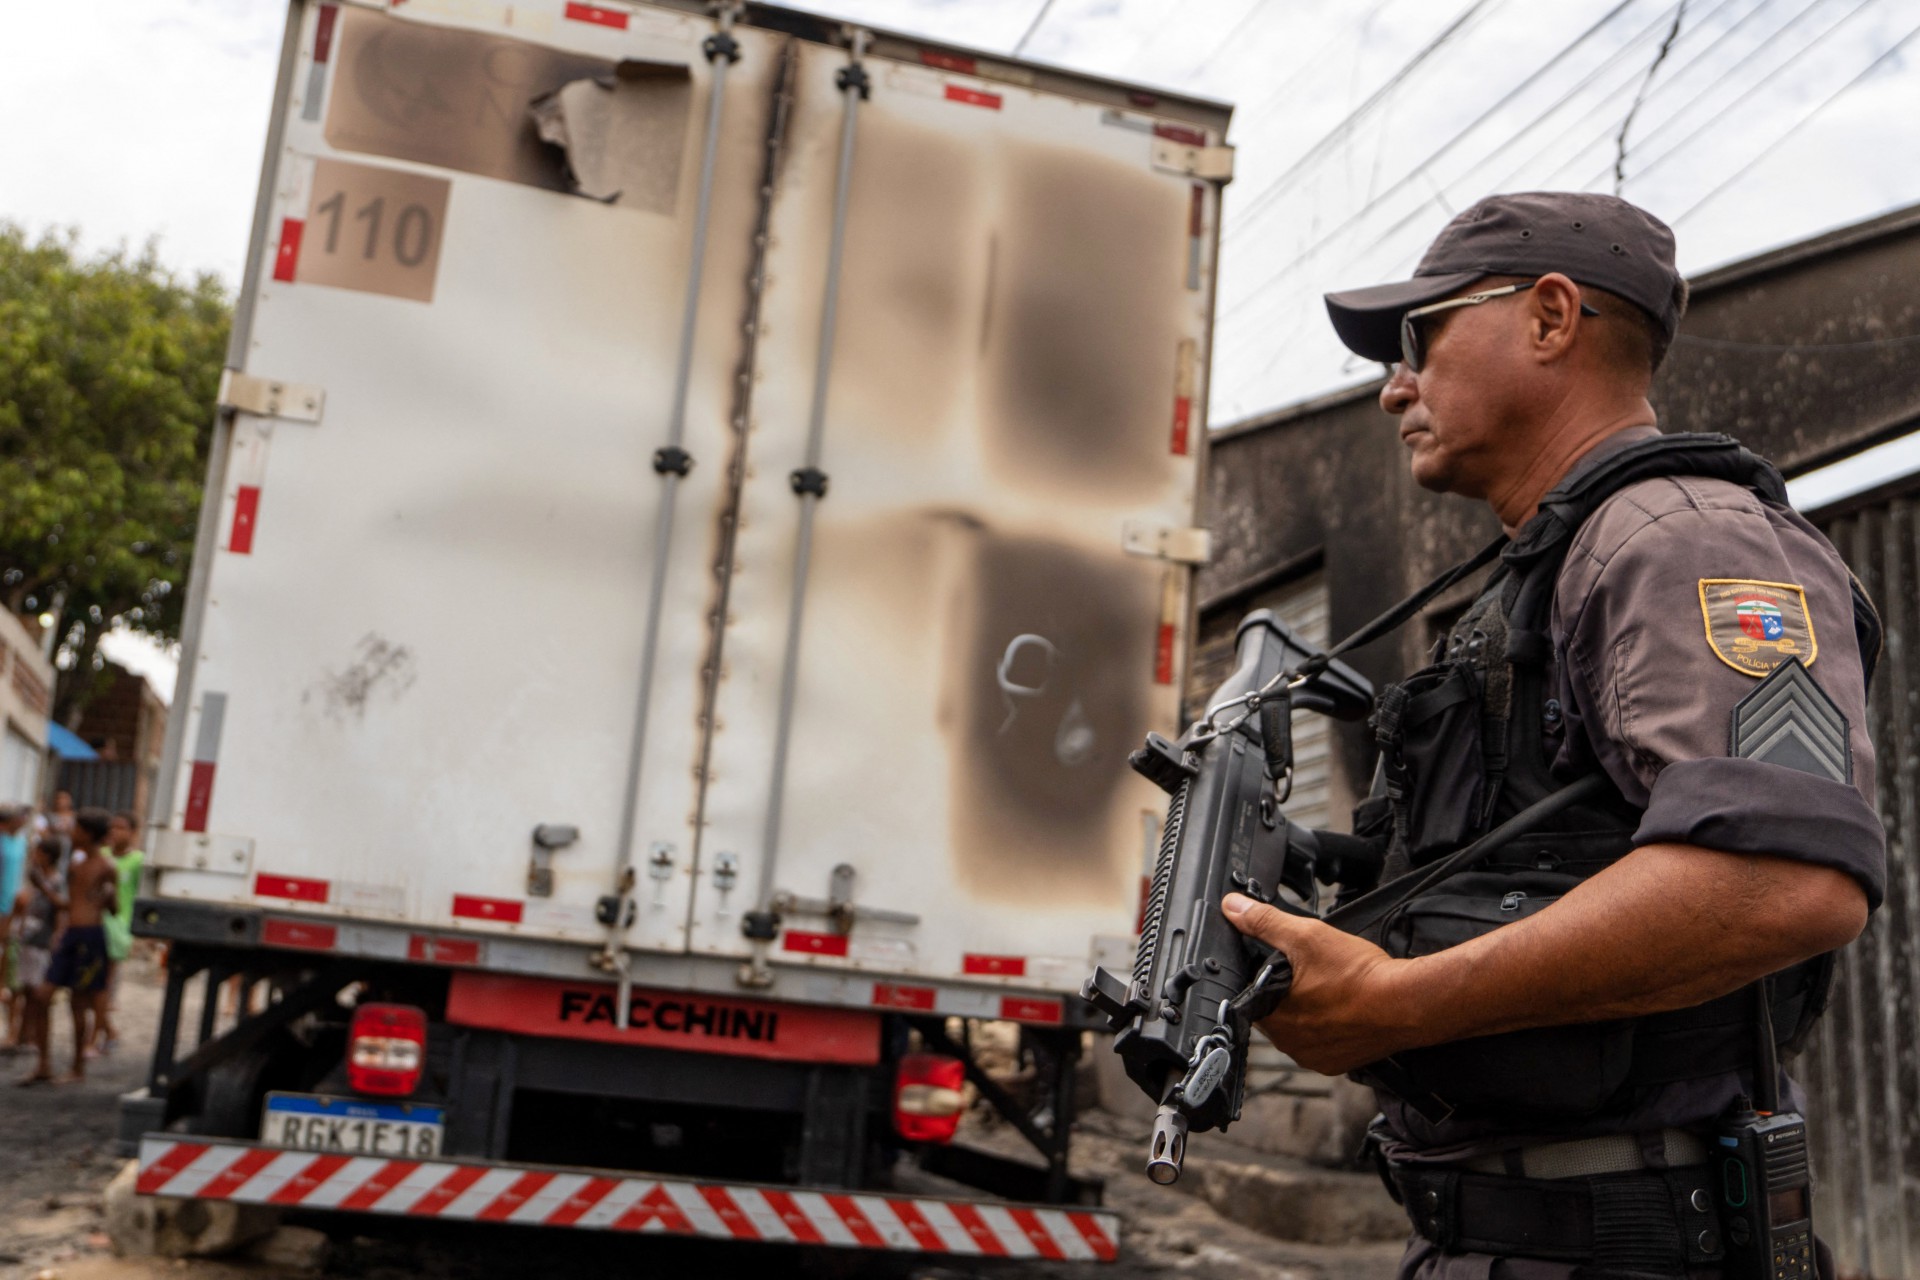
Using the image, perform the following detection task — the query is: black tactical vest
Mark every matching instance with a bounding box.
[1345,432,1880,1124]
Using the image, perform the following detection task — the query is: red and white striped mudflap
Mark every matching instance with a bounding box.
[136,1138,1120,1262]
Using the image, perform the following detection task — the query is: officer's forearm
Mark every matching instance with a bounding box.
[1392,843,1867,1046]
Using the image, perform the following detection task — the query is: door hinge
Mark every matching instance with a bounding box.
[217,370,325,423]
[1123,521,1213,565]
[1152,139,1235,182]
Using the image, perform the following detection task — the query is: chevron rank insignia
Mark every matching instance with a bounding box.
[1700,579,1816,677]
[1729,658,1850,784]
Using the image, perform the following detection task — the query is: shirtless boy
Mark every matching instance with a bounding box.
[47,809,115,1082]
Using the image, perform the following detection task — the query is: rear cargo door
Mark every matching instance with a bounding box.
[689,43,1219,988]
[155,2,780,953]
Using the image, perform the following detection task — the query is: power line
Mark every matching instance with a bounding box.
[1230,0,1406,127]
[1471,0,1784,195]
[1012,0,1058,55]
[1593,0,1888,188]
[1214,0,1664,322]
[1226,0,1511,231]
[1614,0,1691,191]
[1528,0,1833,188]
[1674,13,1920,221]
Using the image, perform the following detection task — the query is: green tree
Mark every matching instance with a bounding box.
[0,224,231,723]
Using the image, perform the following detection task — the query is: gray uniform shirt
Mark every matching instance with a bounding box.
[1390,429,1881,1278]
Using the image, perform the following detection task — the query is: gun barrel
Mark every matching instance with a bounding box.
[1146,1104,1190,1185]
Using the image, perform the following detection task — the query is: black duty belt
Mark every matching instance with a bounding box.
[1388,1162,1726,1273]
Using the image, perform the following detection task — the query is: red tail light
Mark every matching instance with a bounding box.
[348,1003,427,1096]
[893,1053,966,1143]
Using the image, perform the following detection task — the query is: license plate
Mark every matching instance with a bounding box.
[261,1092,445,1158]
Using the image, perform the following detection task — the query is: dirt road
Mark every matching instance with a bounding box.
[0,957,1405,1279]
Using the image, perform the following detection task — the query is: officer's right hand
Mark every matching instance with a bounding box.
[1222,892,1424,1076]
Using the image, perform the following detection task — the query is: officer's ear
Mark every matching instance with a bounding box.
[1528,272,1585,364]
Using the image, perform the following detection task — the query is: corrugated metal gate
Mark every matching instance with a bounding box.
[1806,492,1920,1279]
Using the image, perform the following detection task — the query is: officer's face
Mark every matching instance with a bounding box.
[1378,285,1537,499]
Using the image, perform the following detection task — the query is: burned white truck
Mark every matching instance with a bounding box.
[125,0,1231,1264]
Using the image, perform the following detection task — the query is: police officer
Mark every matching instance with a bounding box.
[1223,192,1885,1278]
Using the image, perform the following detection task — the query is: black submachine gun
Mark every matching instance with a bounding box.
[1081,610,1375,1184]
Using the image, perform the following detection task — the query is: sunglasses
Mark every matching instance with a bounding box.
[1398,280,1601,373]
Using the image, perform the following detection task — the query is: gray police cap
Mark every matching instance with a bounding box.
[1324,192,1684,364]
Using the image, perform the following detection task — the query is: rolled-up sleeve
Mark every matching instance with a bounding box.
[1553,477,1886,908]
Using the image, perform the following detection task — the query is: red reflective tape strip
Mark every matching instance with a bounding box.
[407,1165,488,1216]
[255,872,328,903]
[890,1198,947,1252]
[451,895,524,924]
[699,1185,761,1240]
[612,1185,693,1233]
[564,1,628,27]
[1007,1206,1067,1259]
[408,935,482,965]
[1000,996,1063,1024]
[313,3,339,61]
[546,1175,620,1226]
[762,1189,826,1244]
[272,219,302,283]
[782,931,848,957]
[476,1170,554,1222]
[1071,1212,1120,1261]
[920,50,977,74]
[261,918,337,951]
[944,85,1001,110]
[338,1160,418,1211]
[948,1201,1009,1256]
[229,485,262,554]
[872,982,936,1011]
[962,954,1026,977]
[183,761,216,833]
[269,1154,350,1205]
[139,1143,210,1194]
[1155,623,1177,685]
[1171,396,1192,455]
[194,1146,281,1200]
[1153,122,1208,146]
[1189,183,1206,237]
[824,1194,887,1248]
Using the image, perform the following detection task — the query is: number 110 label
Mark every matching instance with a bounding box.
[296,158,451,303]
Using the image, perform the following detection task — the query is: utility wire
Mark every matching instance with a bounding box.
[1231,0,1406,127]
[1614,0,1690,191]
[1675,13,1920,221]
[1215,0,1659,322]
[1531,0,1832,188]
[1592,0,1888,188]
[1012,0,1058,55]
[1216,0,1755,339]
[1221,0,1787,395]
[1227,0,1510,230]
[1471,0,1782,197]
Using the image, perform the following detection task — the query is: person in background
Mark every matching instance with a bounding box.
[10,837,65,1085]
[94,811,145,1054]
[47,808,114,1082]
[0,806,26,1049]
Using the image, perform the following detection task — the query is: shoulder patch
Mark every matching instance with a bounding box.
[1699,578,1817,677]
[1730,659,1849,783]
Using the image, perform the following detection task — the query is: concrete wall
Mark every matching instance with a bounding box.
[0,611,54,806]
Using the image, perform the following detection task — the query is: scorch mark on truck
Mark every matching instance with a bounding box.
[307,633,418,720]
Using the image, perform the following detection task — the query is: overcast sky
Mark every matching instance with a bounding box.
[4,0,1917,423]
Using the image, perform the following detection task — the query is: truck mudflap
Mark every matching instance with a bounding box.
[135,1137,1120,1262]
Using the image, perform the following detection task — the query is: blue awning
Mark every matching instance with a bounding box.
[47,723,97,760]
